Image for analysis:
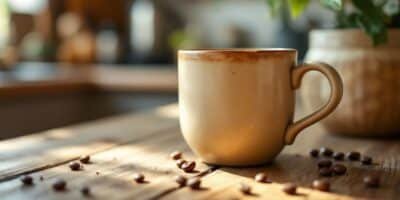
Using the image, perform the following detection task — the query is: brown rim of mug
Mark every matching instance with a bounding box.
[178,48,297,62]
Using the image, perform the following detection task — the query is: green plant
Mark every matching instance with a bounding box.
[266,0,400,45]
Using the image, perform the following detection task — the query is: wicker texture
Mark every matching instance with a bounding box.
[302,29,400,136]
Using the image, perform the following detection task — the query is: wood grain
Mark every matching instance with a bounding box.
[0,104,179,181]
[162,170,355,200]
[164,123,400,199]
[0,104,398,199]
[0,128,210,200]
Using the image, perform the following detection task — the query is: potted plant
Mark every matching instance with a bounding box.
[268,0,400,137]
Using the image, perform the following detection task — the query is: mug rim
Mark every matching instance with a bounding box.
[179,48,296,54]
[178,48,297,62]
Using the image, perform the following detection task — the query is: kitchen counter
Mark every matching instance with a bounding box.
[0,63,178,139]
[0,103,398,199]
[0,63,178,97]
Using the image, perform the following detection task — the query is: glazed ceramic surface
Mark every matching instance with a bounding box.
[179,49,342,166]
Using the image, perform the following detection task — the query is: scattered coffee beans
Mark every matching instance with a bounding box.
[239,183,251,195]
[283,183,297,195]
[363,175,380,188]
[133,173,145,183]
[332,164,347,176]
[361,156,372,165]
[176,160,187,169]
[312,179,330,192]
[69,161,81,171]
[52,179,67,191]
[182,161,196,173]
[317,159,332,168]
[319,167,332,177]
[174,175,187,187]
[20,175,33,185]
[187,178,201,189]
[254,173,268,183]
[333,152,344,161]
[346,152,361,161]
[170,151,182,160]
[80,155,91,164]
[320,147,333,157]
[309,149,319,158]
[81,186,91,196]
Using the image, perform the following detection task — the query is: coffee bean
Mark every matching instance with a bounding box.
[309,149,319,158]
[176,160,187,169]
[320,147,333,157]
[364,175,380,188]
[332,164,347,175]
[346,151,361,161]
[69,161,81,171]
[254,172,268,183]
[317,159,332,168]
[39,176,44,181]
[361,156,372,165]
[333,152,344,160]
[182,161,196,173]
[133,173,145,183]
[239,183,251,195]
[81,186,91,196]
[20,175,33,185]
[170,151,182,160]
[187,178,201,189]
[319,167,332,177]
[95,171,100,176]
[174,175,187,187]
[282,183,297,195]
[80,155,91,164]
[52,179,67,191]
[312,179,330,192]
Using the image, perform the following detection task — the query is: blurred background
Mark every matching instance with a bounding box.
[0,0,335,67]
[0,0,337,139]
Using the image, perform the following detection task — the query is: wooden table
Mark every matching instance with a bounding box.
[0,104,398,200]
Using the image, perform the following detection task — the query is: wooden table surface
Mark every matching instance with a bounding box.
[0,104,398,200]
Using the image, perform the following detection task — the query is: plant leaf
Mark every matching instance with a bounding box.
[287,0,310,18]
[355,15,388,45]
[352,0,384,17]
[265,0,283,17]
[352,0,388,45]
[320,0,343,11]
[383,0,400,16]
[373,0,389,7]
[337,12,360,28]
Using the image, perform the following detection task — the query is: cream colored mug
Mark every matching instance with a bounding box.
[178,49,343,166]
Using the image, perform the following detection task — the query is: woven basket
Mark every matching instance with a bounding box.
[302,29,400,137]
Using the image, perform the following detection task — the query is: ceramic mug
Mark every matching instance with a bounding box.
[178,49,343,166]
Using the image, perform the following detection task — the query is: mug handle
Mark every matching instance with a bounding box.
[285,62,343,145]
